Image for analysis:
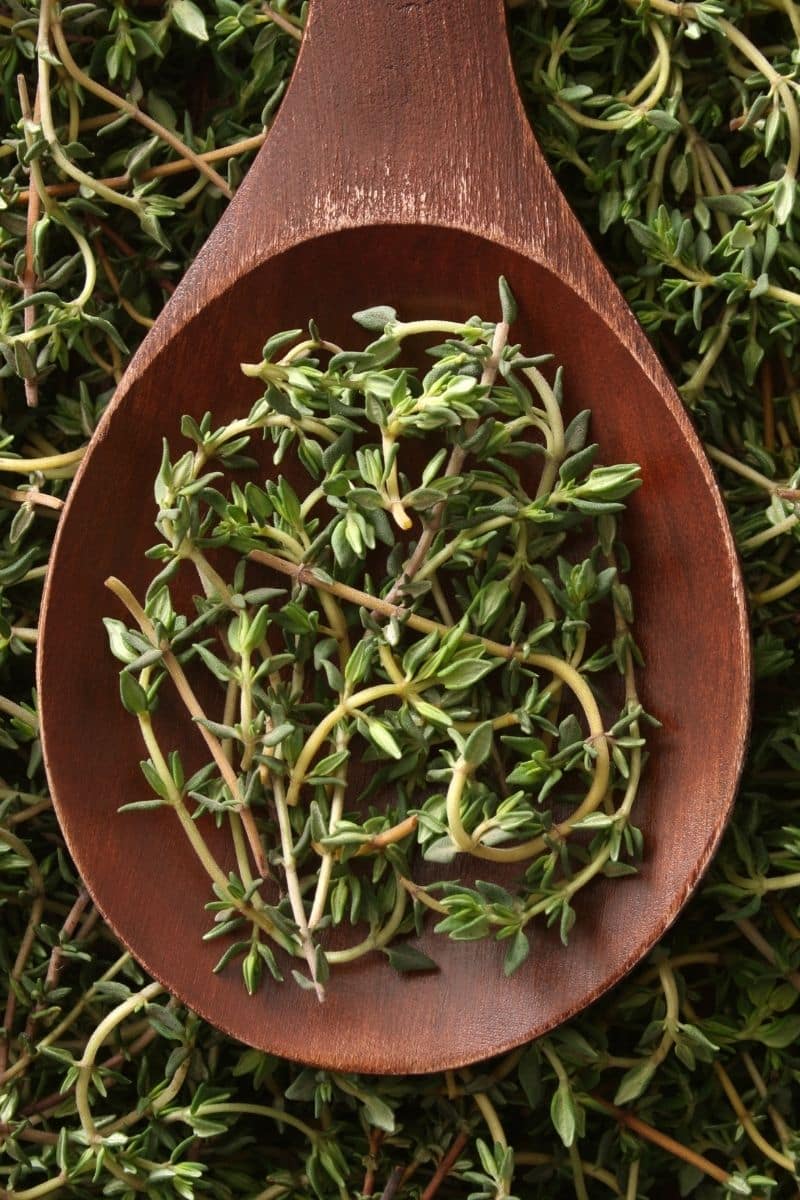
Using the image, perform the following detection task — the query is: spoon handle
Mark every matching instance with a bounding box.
[156,0,632,361]
[292,0,527,165]
[235,0,559,244]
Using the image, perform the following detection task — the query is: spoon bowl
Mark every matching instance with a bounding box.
[38,2,751,1073]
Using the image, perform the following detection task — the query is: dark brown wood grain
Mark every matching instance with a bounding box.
[37,0,751,1074]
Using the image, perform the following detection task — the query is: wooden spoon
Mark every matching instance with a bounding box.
[38,0,751,1073]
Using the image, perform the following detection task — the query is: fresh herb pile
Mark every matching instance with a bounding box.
[104,293,645,997]
[2,1,800,1197]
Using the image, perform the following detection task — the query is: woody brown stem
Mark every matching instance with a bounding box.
[95,235,154,329]
[16,133,268,205]
[591,1095,732,1185]
[379,1166,405,1200]
[420,1130,469,1200]
[17,77,41,407]
[0,485,63,511]
[23,887,90,1040]
[262,3,303,39]
[362,1129,385,1196]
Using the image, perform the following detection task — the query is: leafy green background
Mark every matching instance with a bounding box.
[2,1,800,1196]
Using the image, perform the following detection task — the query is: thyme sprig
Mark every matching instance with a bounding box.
[104,283,647,996]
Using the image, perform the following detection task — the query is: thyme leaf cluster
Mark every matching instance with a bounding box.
[105,287,647,996]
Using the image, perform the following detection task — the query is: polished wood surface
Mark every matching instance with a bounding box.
[38,0,751,1073]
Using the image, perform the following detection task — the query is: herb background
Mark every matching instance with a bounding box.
[2,1,800,1197]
